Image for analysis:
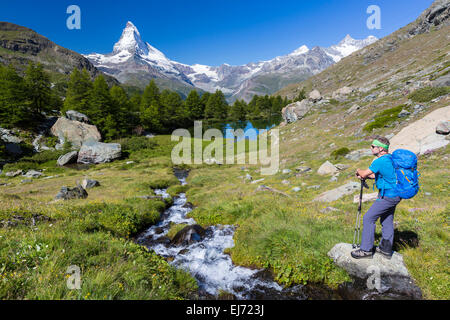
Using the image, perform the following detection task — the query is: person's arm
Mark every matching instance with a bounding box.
[356,168,374,180]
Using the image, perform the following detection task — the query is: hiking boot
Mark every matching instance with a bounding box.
[376,239,393,259]
[351,248,373,259]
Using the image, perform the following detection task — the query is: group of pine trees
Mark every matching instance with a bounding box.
[0,65,293,140]
[0,63,62,129]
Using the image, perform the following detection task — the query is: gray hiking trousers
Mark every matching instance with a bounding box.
[360,195,402,252]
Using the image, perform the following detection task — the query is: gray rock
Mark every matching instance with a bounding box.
[81,179,100,189]
[363,94,377,102]
[65,110,90,123]
[77,141,122,164]
[328,243,421,297]
[292,187,301,192]
[171,225,206,246]
[0,128,22,144]
[245,174,253,181]
[21,179,33,184]
[57,151,78,166]
[353,192,379,203]
[398,109,411,118]
[281,100,313,123]
[432,73,450,88]
[317,161,339,175]
[345,149,373,161]
[314,181,360,202]
[436,121,450,135]
[320,207,340,213]
[282,169,292,174]
[55,185,88,201]
[295,166,311,173]
[335,164,351,171]
[309,89,322,102]
[307,185,321,190]
[346,104,361,115]
[5,170,23,177]
[50,117,101,148]
[24,170,43,178]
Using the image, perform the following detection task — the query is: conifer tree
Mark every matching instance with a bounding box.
[63,68,93,115]
[24,62,52,117]
[185,90,202,120]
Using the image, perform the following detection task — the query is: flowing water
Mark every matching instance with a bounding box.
[135,169,420,300]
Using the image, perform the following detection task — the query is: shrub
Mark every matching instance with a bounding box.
[121,136,157,152]
[330,147,350,159]
[363,104,407,132]
[408,86,450,103]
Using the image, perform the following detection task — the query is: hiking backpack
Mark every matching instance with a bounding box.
[389,149,420,199]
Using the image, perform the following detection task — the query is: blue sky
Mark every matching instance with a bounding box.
[0,0,433,66]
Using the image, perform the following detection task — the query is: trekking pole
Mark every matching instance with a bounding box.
[353,179,369,248]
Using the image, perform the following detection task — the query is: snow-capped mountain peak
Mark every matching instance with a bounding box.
[289,45,310,56]
[325,34,378,62]
[113,21,149,56]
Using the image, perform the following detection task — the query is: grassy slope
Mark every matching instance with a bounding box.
[0,136,198,299]
[181,24,450,298]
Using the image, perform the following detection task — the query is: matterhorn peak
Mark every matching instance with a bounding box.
[113,21,149,55]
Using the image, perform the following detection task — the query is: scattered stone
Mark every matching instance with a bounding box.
[309,89,322,102]
[314,181,360,202]
[317,161,339,175]
[0,127,22,144]
[21,179,32,184]
[81,179,100,189]
[333,86,354,98]
[5,170,23,177]
[77,141,122,164]
[346,104,361,115]
[65,110,91,123]
[295,166,311,174]
[55,185,88,201]
[245,174,253,181]
[251,178,265,184]
[256,185,291,198]
[320,207,340,213]
[307,185,321,190]
[281,100,313,123]
[57,151,78,166]
[330,176,338,182]
[345,149,373,161]
[436,121,450,135]
[24,170,43,179]
[335,164,351,171]
[363,94,377,102]
[353,192,378,203]
[292,187,301,192]
[281,180,290,185]
[171,225,206,246]
[328,243,422,298]
[398,109,411,118]
[282,169,292,174]
[126,161,135,165]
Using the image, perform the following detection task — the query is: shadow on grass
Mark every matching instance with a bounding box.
[375,229,419,251]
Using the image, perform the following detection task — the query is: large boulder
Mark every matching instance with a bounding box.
[308,89,322,102]
[333,86,354,98]
[65,110,90,123]
[436,120,450,135]
[314,181,360,202]
[171,225,206,246]
[57,151,78,166]
[77,141,121,164]
[317,161,339,175]
[23,170,43,179]
[50,117,101,148]
[55,185,88,201]
[281,100,313,123]
[328,243,422,298]
[389,106,450,155]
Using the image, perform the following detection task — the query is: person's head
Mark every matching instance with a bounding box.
[371,136,390,156]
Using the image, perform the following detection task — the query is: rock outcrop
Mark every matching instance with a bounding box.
[50,117,102,148]
[57,151,78,166]
[281,100,313,123]
[65,110,91,124]
[77,141,121,164]
[314,181,360,202]
[317,161,339,175]
[389,105,450,154]
[55,185,88,201]
[328,243,422,298]
[81,179,100,189]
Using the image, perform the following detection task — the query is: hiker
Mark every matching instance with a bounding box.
[351,136,400,259]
